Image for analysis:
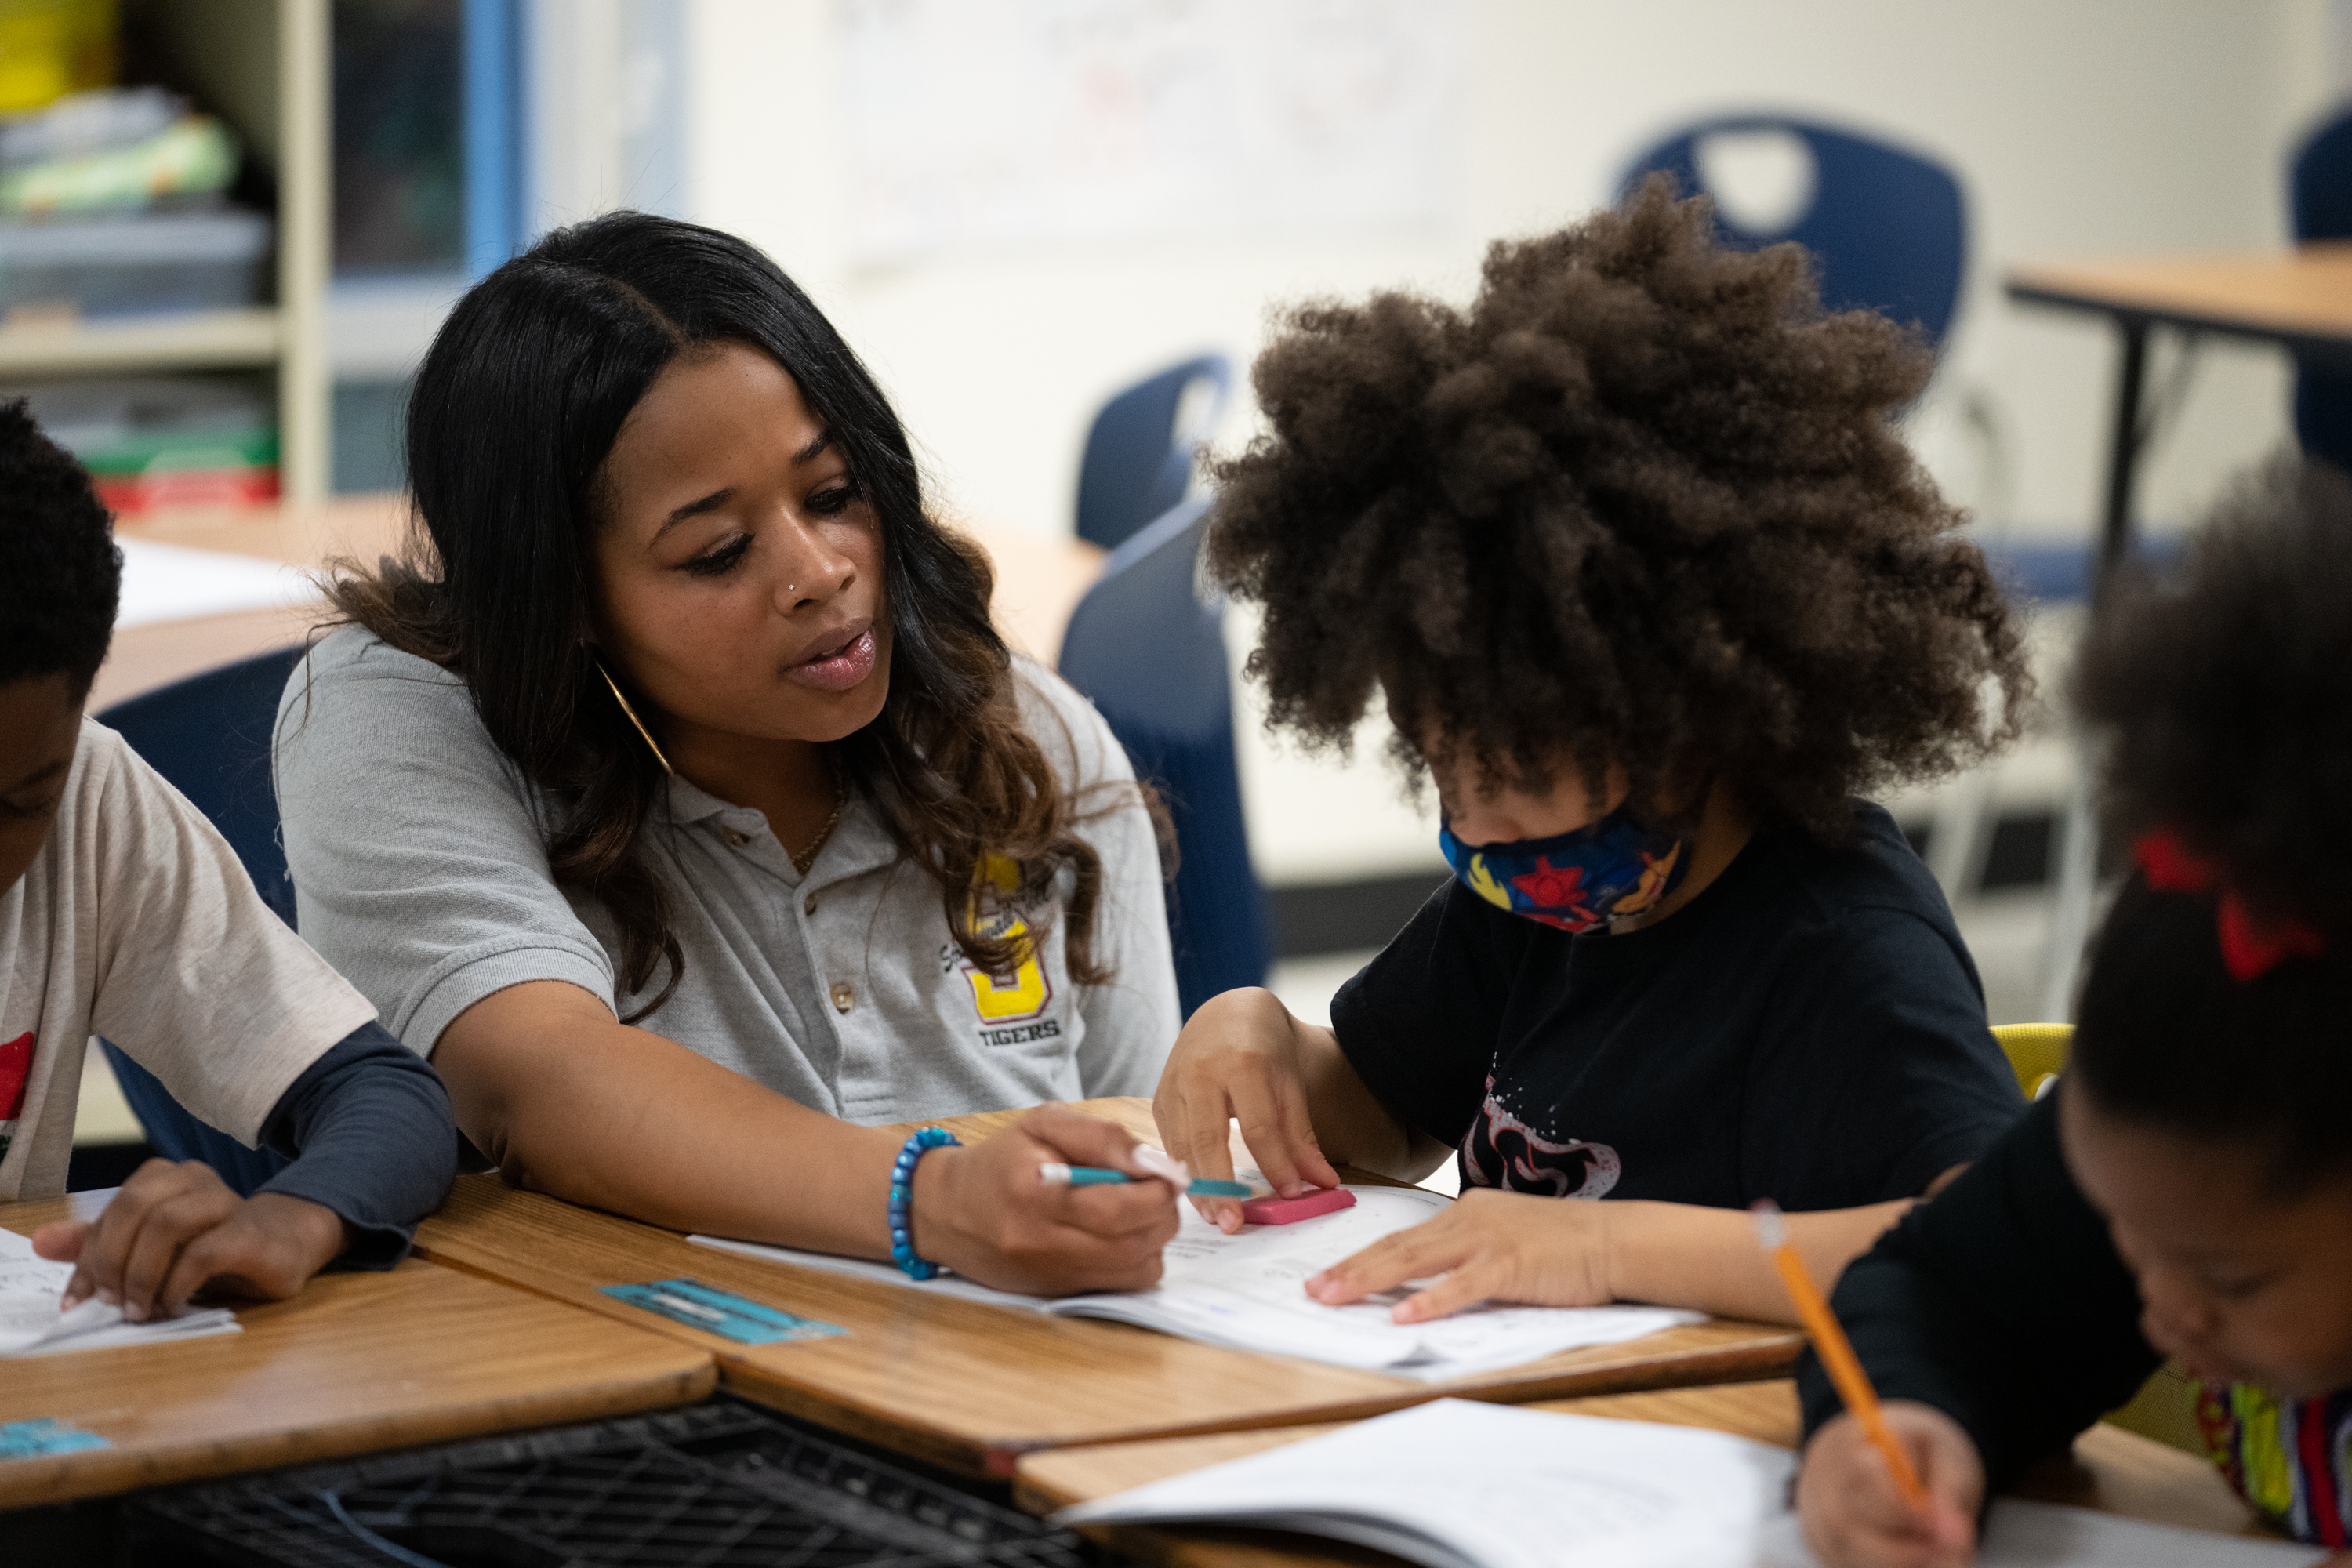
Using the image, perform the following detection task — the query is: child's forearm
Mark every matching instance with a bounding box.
[1601,1197,1918,1323]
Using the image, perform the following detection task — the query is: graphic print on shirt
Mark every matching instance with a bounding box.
[1459,1073,1621,1198]
[955,853,1054,1027]
[0,1031,34,1164]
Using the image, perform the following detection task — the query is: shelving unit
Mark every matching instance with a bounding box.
[0,0,330,502]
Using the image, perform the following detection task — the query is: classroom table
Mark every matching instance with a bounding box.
[2004,244,2352,584]
[411,1097,1802,1479]
[90,492,1108,711]
[2002,245,2352,1019]
[0,1189,717,1509]
[1014,1378,2281,1568]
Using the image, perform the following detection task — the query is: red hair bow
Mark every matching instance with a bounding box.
[2132,829,2327,982]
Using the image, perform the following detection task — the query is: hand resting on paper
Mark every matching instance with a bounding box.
[1797,1402,1984,1568]
[1305,1187,1942,1326]
[1305,1186,1613,1321]
[31,1158,349,1323]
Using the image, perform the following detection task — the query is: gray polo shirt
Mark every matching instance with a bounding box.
[273,628,1178,1124]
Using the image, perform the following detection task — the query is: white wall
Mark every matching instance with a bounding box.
[681,0,2340,886]
[688,0,2336,542]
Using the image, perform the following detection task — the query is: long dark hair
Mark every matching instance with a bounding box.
[330,212,1119,1018]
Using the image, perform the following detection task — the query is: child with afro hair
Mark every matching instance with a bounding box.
[1154,176,2034,1325]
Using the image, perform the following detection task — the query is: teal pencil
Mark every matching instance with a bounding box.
[1040,1162,1254,1199]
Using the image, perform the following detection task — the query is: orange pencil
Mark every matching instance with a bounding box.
[1751,1198,1929,1513]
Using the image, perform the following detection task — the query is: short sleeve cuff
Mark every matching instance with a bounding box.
[1330,971,1477,1148]
[397,940,616,1058]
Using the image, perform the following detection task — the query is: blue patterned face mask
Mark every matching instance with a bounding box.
[1439,802,1693,933]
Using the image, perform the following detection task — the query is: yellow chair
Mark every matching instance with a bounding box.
[1986,1023,2207,1457]
[1991,1022,2068,1102]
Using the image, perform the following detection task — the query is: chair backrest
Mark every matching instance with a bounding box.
[2289,107,2352,474]
[1074,354,1232,553]
[1989,1021,2069,1102]
[96,644,307,926]
[1059,497,1270,1018]
[1620,116,1968,352]
[93,645,307,1195]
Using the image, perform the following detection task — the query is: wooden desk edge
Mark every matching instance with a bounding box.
[2002,261,2352,360]
[957,1327,1798,1479]
[0,1360,717,1510]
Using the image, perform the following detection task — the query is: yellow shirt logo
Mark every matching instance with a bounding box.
[961,854,1052,1022]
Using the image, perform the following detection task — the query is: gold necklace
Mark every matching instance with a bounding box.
[791,758,848,875]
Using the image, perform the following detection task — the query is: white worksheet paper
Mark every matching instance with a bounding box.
[1058,1399,2328,1568]
[0,1225,239,1357]
[691,1184,1697,1380]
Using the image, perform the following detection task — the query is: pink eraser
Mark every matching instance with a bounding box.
[1239,1188,1356,1225]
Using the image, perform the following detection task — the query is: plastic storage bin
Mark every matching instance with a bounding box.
[0,205,269,318]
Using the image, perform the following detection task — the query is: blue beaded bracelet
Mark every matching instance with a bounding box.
[888,1126,960,1279]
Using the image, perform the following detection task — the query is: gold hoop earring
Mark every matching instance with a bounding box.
[595,659,673,774]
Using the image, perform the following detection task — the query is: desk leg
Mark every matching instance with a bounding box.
[2041,318,2150,1021]
[2098,318,2149,580]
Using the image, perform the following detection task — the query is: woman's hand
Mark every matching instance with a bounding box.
[31,1159,348,1322]
[1305,1187,1617,1320]
[908,1105,1181,1296]
[1797,1404,1983,1568]
[1153,987,1345,1231]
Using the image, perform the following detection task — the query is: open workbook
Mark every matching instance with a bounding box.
[692,1183,1698,1380]
[0,1224,239,1357]
[1056,1399,2328,1568]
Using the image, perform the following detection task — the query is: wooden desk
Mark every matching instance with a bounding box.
[2004,245,2352,578]
[90,494,1105,710]
[1016,1380,2277,1568]
[0,1192,716,1509]
[2002,246,2352,1017]
[412,1098,1800,1479]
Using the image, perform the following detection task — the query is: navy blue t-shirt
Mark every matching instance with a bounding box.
[1330,802,2020,1213]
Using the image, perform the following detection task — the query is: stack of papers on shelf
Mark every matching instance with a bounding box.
[0,1226,239,1358]
[693,1183,1697,1380]
[1056,1399,2328,1568]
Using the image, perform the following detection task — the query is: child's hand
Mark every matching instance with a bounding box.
[1798,1404,1983,1568]
[31,1158,349,1322]
[1153,987,1343,1232]
[1303,1187,1613,1319]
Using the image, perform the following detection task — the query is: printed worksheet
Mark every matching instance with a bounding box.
[692,1184,1697,1380]
[0,1225,239,1357]
[1060,1399,2329,1568]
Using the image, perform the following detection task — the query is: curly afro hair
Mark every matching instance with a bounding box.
[2070,457,2352,1189]
[0,397,118,697]
[2074,456,2352,939]
[1207,175,2031,837]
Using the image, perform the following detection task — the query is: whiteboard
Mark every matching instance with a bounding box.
[843,0,1465,264]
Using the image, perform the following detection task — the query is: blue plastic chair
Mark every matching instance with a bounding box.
[1620,116,1968,352]
[2291,108,2352,476]
[91,646,307,1195]
[1058,497,1270,1018]
[1075,355,1232,552]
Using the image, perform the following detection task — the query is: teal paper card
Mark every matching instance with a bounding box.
[600,1278,847,1345]
[0,1417,111,1459]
